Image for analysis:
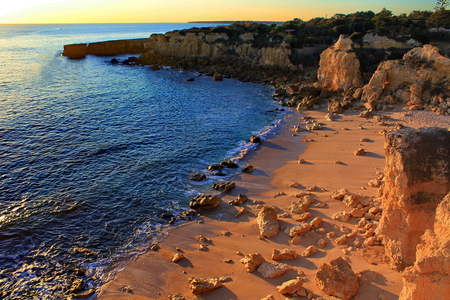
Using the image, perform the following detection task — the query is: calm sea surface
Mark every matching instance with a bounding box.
[0,23,284,299]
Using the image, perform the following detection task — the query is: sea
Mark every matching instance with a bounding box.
[0,23,285,299]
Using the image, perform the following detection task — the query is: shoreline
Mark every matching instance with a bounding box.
[97,106,450,300]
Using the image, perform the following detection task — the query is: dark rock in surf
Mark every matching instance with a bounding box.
[190,173,207,181]
[220,160,239,168]
[250,136,261,143]
[189,194,221,209]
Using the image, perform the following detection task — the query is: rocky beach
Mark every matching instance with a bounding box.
[61,20,450,300]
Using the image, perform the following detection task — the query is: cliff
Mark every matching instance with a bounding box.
[63,38,149,57]
[399,191,450,300]
[377,127,450,272]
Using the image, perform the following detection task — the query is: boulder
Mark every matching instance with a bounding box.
[189,195,221,209]
[315,257,359,300]
[250,135,261,143]
[220,160,239,168]
[342,194,360,208]
[271,248,298,260]
[288,195,315,213]
[255,206,280,238]
[378,128,450,271]
[188,276,229,295]
[189,173,206,181]
[240,253,266,272]
[331,188,351,200]
[284,223,311,237]
[211,181,235,192]
[276,277,306,296]
[332,211,351,222]
[257,262,292,278]
[242,165,254,173]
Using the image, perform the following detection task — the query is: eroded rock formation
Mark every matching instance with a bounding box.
[399,191,450,299]
[378,127,450,271]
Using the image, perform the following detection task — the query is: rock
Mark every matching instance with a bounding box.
[271,248,298,260]
[172,253,185,262]
[228,194,248,206]
[211,181,235,192]
[343,194,360,208]
[189,173,206,181]
[188,277,227,295]
[333,235,347,245]
[289,195,315,213]
[189,194,221,209]
[186,78,194,82]
[220,160,239,168]
[317,238,327,249]
[350,208,366,218]
[367,179,382,187]
[256,206,280,238]
[399,192,450,300]
[260,295,275,300]
[257,262,292,278]
[276,277,305,296]
[290,235,302,245]
[242,165,254,173]
[69,278,85,293]
[301,245,318,257]
[378,128,450,271]
[285,223,311,237]
[354,148,365,156]
[234,207,248,218]
[240,253,266,272]
[150,65,161,70]
[315,257,360,300]
[207,163,223,171]
[294,211,312,221]
[332,211,351,222]
[212,72,223,81]
[331,188,351,200]
[328,99,344,113]
[310,217,323,229]
[250,135,261,143]
[168,294,187,300]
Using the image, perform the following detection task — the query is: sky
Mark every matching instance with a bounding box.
[0,0,438,24]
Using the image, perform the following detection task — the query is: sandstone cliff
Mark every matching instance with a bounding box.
[399,191,450,300]
[377,127,450,271]
[139,31,298,70]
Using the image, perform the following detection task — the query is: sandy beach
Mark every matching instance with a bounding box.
[98,107,450,300]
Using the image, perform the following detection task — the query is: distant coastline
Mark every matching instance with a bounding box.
[188,20,284,25]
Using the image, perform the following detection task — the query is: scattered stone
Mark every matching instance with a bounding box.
[235,207,248,218]
[260,295,275,300]
[223,258,233,263]
[327,232,337,239]
[315,201,327,208]
[334,235,347,245]
[360,138,370,142]
[285,223,311,237]
[212,72,223,81]
[332,211,351,222]
[250,135,261,143]
[315,256,360,300]
[306,185,317,191]
[278,212,290,218]
[350,208,366,218]
[310,217,323,229]
[256,206,280,238]
[316,227,327,234]
[150,244,160,251]
[189,173,206,181]
[360,246,387,265]
[228,194,248,206]
[294,211,312,221]
[271,248,298,260]
[331,188,351,200]
[242,165,254,173]
[211,181,235,192]
[257,262,292,278]
[207,163,223,171]
[317,238,327,249]
[289,181,301,188]
[168,294,187,300]
[220,160,239,168]
[189,194,221,209]
[354,148,366,156]
[343,194,360,208]
[197,234,210,242]
[273,191,287,198]
[277,277,306,296]
[290,235,303,245]
[334,160,344,164]
[298,158,306,164]
[306,122,323,130]
[294,191,310,197]
[301,245,318,257]
[240,253,265,272]
[289,195,315,213]
[172,253,185,262]
[198,244,208,251]
[188,276,228,295]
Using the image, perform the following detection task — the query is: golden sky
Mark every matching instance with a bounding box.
[0,0,436,23]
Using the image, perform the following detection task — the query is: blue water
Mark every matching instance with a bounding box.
[0,24,284,299]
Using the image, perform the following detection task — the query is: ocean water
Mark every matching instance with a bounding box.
[0,24,284,299]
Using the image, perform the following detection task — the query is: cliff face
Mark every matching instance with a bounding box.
[140,31,297,70]
[63,38,149,57]
[399,192,450,300]
[377,128,450,272]
[317,35,361,92]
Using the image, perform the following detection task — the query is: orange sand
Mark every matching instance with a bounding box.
[98,108,449,300]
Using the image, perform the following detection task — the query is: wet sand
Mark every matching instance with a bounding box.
[98,107,449,300]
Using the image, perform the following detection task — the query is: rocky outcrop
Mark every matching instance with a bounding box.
[63,38,149,57]
[315,256,359,300]
[189,194,221,209]
[361,44,450,111]
[362,33,421,49]
[377,127,450,271]
[317,35,361,92]
[399,191,450,300]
